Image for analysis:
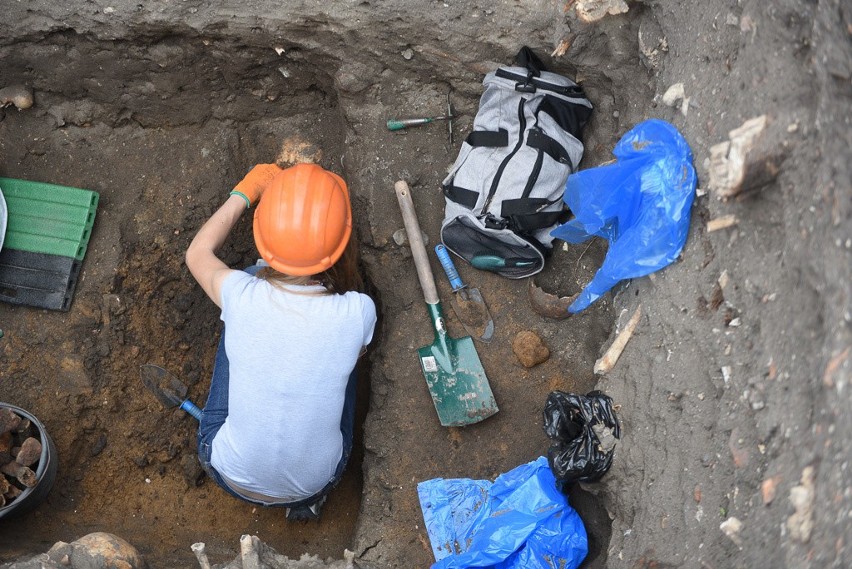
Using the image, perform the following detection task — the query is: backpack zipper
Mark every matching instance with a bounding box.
[521,143,544,199]
[495,68,586,98]
[482,98,527,213]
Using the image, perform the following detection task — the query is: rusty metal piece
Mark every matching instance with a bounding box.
[528,279,578,320]
[0,461,37,487]
[0,408,21,433]
[14,437,41,467]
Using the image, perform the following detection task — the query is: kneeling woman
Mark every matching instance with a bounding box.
[186,163,376,521]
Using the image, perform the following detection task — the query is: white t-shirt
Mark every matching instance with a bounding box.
[211,271,376,501]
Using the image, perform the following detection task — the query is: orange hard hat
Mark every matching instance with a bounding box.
[253,163,352,276]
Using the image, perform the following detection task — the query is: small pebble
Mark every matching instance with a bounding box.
[393,228,429,247]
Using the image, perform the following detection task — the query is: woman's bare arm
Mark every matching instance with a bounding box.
[185,194,247,308]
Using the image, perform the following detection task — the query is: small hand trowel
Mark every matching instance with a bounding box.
[139,364,203,421]
[435,244,494,343]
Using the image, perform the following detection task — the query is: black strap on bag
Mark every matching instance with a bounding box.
[466,129,509,148]
[442,184,479,209]
[527,129,574,169]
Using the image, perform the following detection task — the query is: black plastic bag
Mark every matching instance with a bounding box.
[543,390,620,485]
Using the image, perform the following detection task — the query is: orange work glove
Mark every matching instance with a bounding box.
[230,163,282,208]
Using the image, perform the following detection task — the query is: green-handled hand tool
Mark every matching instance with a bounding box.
[386,115,452,130]
[471,255,537,271]
[387,92,456,144]
[394,180,497,427]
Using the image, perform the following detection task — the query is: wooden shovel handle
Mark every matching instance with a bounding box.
[395,180,439,305]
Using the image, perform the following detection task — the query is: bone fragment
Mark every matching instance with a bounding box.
[0,431,12,455]
[15,437,42,467]
[1,461,37,487]
[190,543,211,569]
[4,484,22,500]
[240,535,261,569]
[707,214,739,232]
[0,408,21,433]
[595,304,642,374]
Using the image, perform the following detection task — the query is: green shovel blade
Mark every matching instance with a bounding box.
[418,303,498,426]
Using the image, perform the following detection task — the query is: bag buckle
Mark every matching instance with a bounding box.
[515,70,537,93]
[483,214,509,230]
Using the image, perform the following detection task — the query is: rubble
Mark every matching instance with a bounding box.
[575,0,629,23]
[0,84,34,110]
[720,516,743,548]
[787,466,816,543]
[708,115,788,199]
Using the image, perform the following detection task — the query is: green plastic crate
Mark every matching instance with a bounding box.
[0,177,99,260]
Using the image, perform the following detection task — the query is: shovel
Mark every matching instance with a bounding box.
[434,244,494,343]
[394,180,498,427]
[139,364,203,421]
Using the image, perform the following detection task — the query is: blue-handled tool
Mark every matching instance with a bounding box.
[140,364,203,421]
[435,244,495,343]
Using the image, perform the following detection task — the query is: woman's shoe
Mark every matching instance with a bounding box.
[285,495,327,521]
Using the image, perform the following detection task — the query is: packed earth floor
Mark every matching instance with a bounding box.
[0,1,850,568]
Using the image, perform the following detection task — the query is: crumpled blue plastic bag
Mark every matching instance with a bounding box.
[417,456,588,569]
[551,119,697,312]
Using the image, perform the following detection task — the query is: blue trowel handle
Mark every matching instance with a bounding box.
[180,399,203,421]
[435,244,465,292]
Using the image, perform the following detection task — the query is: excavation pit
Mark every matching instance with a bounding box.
[0,16,627,569]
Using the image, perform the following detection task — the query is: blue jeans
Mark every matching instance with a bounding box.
[197,265,358,508]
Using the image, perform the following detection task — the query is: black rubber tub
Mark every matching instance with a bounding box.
[0,403,58,519]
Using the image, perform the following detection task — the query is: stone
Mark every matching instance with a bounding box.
[512,330,550,368]
[787,466,815,543]
[760,475,781,505]
[69,533,145,569]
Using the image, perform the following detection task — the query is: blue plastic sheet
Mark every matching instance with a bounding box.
[551,119,697,312]
[417,456,588,569]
